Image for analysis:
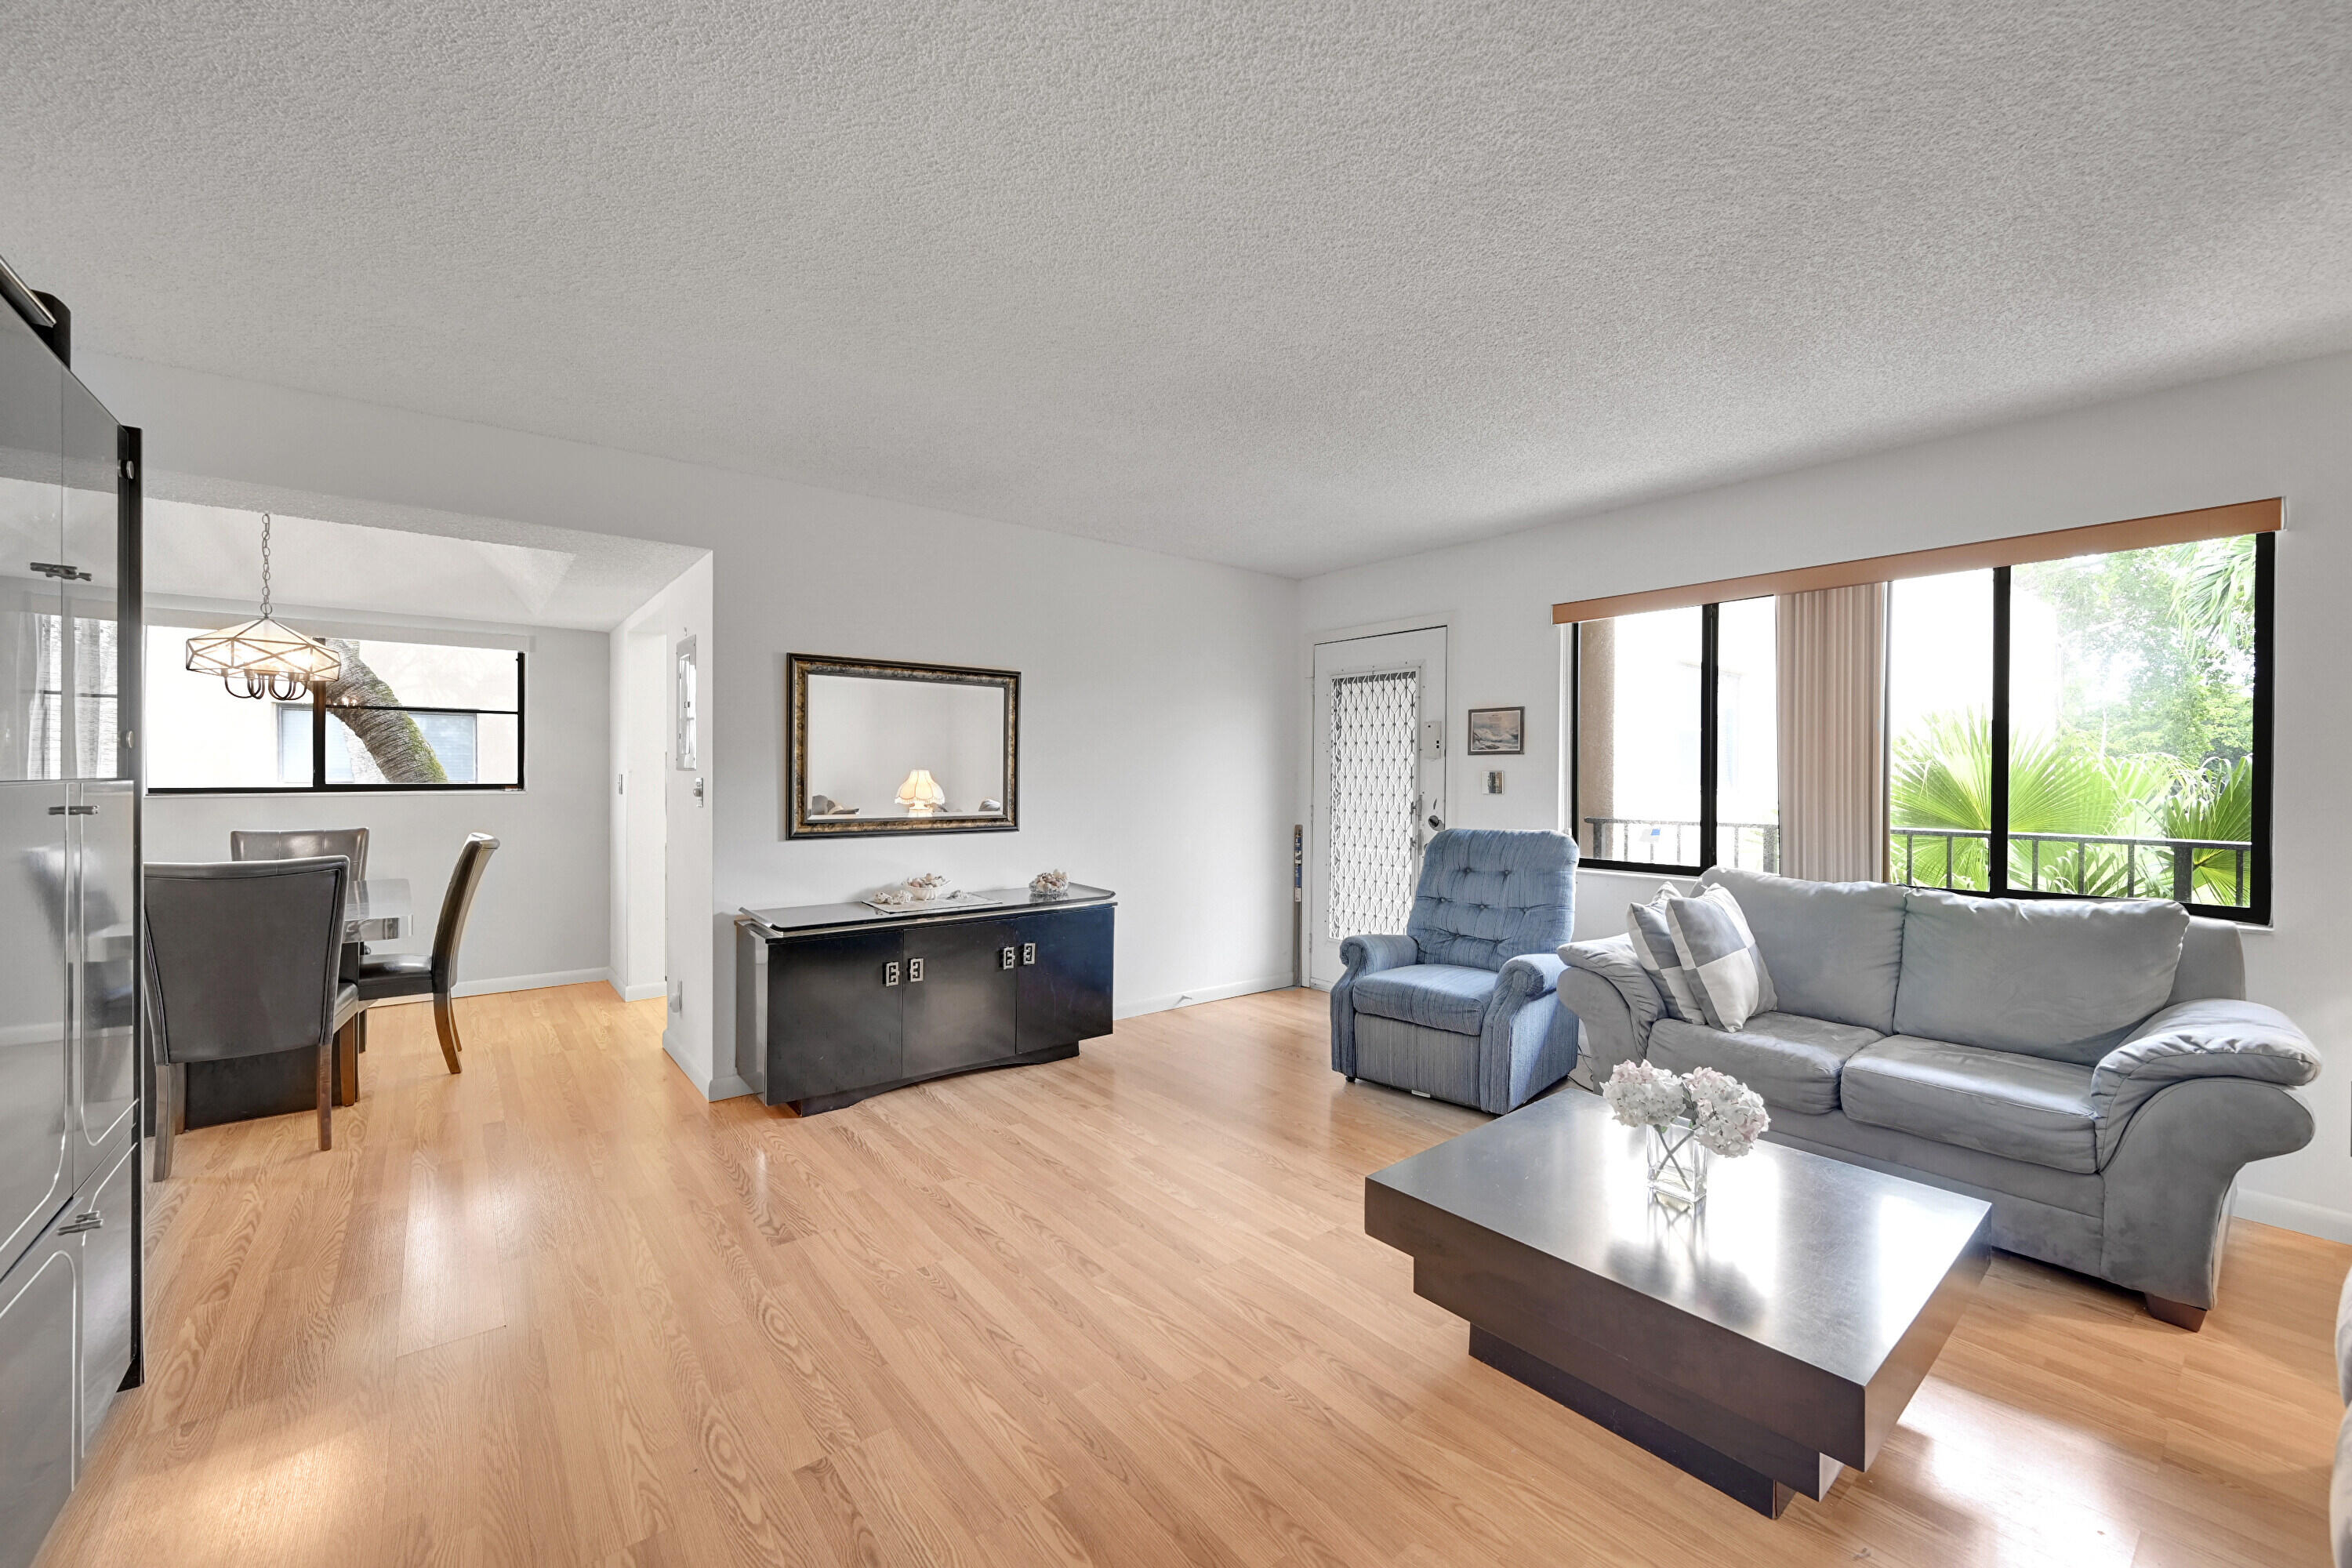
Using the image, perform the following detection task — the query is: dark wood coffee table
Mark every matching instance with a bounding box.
[1365,1089,1991,1516]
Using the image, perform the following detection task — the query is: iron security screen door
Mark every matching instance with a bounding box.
[1309,626,1446,987]
[1328,670,1419,938]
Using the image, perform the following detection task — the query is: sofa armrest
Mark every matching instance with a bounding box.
[2092,999,2320,1164]
[2099,1076,2314,1308]
[1339,932,1420,978]
[1555,935,1664,1082]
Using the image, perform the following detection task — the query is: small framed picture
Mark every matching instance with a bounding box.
[1468,706,1524,755]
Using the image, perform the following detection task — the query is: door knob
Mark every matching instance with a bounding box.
[1428,815,1445,829]
[56,1210,102,1235]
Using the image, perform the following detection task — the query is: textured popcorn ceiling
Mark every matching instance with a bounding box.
[3,2,2348,578]
[143,500,705,630]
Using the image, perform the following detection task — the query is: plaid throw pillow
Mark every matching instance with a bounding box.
[1625,884,1777,1032]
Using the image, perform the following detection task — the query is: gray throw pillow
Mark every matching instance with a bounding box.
[1626,884,1777,1032]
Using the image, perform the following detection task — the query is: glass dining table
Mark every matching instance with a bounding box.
[179,877,413,1129]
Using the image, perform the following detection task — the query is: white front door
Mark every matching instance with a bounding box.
[1308,626,1447,989]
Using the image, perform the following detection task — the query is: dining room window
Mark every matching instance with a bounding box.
[146,626,524,791]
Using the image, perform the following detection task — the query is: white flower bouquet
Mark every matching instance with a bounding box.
[1601,1059,1769,1204]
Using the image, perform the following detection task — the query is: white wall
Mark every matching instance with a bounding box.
[82,352,1301,1102]
[144,614,612,992]
[608,625,670,1001]
[1301,349,2352,1242]
[614,559,717,1090]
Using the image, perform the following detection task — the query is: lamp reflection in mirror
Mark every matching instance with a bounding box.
[896,768,946,816]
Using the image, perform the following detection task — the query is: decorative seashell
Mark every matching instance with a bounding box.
[1030,869,1069,898]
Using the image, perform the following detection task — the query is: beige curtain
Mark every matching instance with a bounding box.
[1776,583,1887,883]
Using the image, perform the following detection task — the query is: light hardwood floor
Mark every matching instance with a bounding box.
[39,984,2348,1566]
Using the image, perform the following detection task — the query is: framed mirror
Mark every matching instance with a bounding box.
[786,654,1019,837]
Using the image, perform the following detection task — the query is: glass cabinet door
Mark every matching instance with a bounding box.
[0,306,70,1274]
[71,781,136,1171]
[60,374,118,782]
[0,307,64,785]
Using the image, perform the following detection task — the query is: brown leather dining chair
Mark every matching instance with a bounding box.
[355,833,497,1075]
[231,828,372,978]
[230,827,370,881]
[144,857,361,1178]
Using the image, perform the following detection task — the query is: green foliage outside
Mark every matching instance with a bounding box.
[1889,537,2256,905]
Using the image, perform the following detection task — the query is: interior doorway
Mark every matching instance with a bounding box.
[1306,626,1446,989]
[615,627,668,1001]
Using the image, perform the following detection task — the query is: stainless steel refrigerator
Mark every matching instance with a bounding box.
[0,264,143,1568]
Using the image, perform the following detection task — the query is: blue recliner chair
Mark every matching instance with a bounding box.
[1330,827,1580,1113]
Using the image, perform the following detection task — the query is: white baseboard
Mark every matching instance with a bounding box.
[652,1029,757,1103]
[1114,975,1297,1021]
[2231,1188,2352,1244]
[609,978,667,1002]
[368,967,615,1005]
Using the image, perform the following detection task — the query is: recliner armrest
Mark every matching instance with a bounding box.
[1494,953,1567,1006]
[1339,933,1420,978]
[2092,999,2320,1163]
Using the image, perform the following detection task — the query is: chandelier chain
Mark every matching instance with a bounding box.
[260,513,273,618]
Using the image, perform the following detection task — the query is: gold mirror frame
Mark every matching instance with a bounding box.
[786,653,1020,839]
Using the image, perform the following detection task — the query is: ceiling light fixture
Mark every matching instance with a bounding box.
[183,512,343,700]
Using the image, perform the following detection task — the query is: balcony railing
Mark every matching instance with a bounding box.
[1890,826,2253,906]
[1584,818,2252,907]
[1583,818,1780,873]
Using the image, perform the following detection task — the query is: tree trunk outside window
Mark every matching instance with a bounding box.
[318,639,448,784]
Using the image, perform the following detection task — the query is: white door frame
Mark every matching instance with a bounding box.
[1301,616,1454,990]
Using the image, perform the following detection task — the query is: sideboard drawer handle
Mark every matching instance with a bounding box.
[908,957,924,983]
[1001,947,1016,970]
[885,961,901,987]
[1022,943,1036,966]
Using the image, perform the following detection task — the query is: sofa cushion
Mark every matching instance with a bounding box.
[1841,1036,2101,1174]
[1350,964,1493,1035]
[1406,829,1576,971]
[1702,867,1907,1033]
[1649,1011,1882,1117]
[1893,890,2189,1064]
[2332,1406,2350,1568]
[1627,884,1777,1032]
[2337,1261,2352,1405]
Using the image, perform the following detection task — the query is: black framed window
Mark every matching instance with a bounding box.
[146,624,524,792]
[1568,597,1778,875]
[1569,530,2272,922]
[1888,533,2270,922]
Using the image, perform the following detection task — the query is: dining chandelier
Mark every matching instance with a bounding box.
[183,512,343,699]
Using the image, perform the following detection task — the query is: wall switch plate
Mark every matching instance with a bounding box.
[1485,770,1504,794]
[1421,718,1445,760]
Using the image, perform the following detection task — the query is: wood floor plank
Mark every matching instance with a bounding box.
[38,983,2350,1567]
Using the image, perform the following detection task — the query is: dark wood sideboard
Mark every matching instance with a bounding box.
[735,885,1114,1114]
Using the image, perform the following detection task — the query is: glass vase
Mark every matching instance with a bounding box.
[1646,1118,1710,1207]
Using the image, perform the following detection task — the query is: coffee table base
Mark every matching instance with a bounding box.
[1469,1327,1842,1518]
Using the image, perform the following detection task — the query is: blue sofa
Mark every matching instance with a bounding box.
[1559,865,2321,1327]
[1330,828,1580,1113]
